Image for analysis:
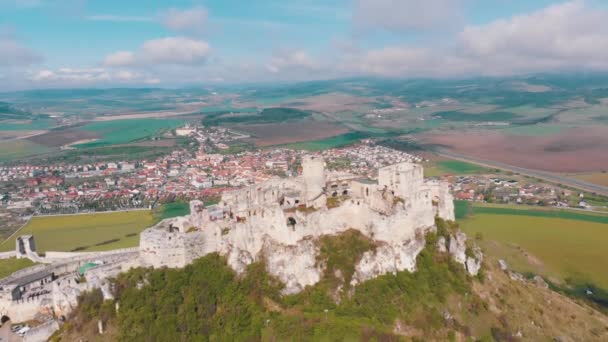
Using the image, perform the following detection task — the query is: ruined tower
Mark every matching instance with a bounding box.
[378,162,424,199]
[302,155,325,204]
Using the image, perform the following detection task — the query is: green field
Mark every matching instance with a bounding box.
[425,160,489,177]
[458,202,608,289]
[0,258,37,279]
[76,118,183,148]
[0,139,52,161]
[280,132,369,151]
[0,210,155,253]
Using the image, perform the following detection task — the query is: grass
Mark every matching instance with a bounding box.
[425,160,489,177]
[0,210,155,253]
[280,131,369,151]
[0,258,37,279]
[0,139,52,161]
[75,119,183,148]
[458,203,608,289]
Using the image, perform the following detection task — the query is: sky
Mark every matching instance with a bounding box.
[1,0,608,90]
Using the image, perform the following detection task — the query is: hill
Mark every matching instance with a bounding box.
[52,221,608,341]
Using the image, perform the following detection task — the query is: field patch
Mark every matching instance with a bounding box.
[572,172,608,187]
[235,120,349,147]
[425,160,489,177]
[0,139,52,161]
[419,127,608,172]
[204,107,310,126]
[435,111,520,122]
[27,128,99,147]
[75,118,183,148]
[459,205,608,289]
[279,131,369,151]
[0,258,38,279]
[0,210,155,253]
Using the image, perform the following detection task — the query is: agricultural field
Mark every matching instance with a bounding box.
[0,258,37,279]
[457,201,608,290]
[279,131,370,151]
[419,127,608,173]
[75,118,183,148]
[0,139,51,161]
[572,172,608,187]
[424,160,489,177]
[235,120,349,147]
[0,210,155,253]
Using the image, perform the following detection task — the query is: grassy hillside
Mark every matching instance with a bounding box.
[457,201,608,307]
[52,223,608,341]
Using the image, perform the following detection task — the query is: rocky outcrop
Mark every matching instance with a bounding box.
[448,232,467,264]
[262,238,321,295]
[351,236,426,286]
[449,232,483,276]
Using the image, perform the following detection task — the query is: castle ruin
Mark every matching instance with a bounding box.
[140,157,455,293]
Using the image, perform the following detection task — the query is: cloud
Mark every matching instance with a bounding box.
[141,37,210,65]
[103,37,211,67]
[457,1,608,73]
[162,6,207,35]
[84,14,152,22]
[353,0,463,32]
[0,29,43,66]
[28,67,158,85]
[265,50,318,73]
[103,51,135,67]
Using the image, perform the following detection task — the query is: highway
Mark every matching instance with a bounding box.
[435,149,608,197]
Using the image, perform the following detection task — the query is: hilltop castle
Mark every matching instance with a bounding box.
[0,156,470,329]
[140,156,455,294]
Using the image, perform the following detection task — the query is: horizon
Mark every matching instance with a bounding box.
[2,0,608,90]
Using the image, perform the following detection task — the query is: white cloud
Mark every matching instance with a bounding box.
[28,67,156,85]
[457,1,608,73]
[103,37,211,67]
[353,0,463,32]
[85,14,152,22]
[0,30,43,66]
[162,6,207,35]
[103,51,135,67]
[141,37,210,65]
[265,50,318,74]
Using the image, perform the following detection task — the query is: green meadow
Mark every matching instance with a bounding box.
[280,131,369,151]
[0,210,155,253]
[457,201,608,289]
[0,258,38,279]
[0,139,51,161]
[76,118,183,148]
[425,160,489,177]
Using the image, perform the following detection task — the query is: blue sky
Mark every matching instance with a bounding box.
[1,0,608,89]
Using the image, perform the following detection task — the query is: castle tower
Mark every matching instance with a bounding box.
[302,155,325,203]
[15,235,36,259]
[378,162,423,199]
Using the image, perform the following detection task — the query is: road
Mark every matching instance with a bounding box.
[436,149,608,197]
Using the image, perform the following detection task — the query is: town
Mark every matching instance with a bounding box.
[1,124,606,240]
